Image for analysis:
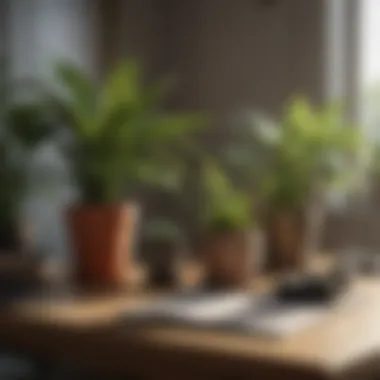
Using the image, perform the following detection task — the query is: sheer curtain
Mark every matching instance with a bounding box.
[5,0,97,260]
[325,0,380,250]
[359,0,380,140]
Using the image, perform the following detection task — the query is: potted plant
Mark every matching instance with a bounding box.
[199,162,260,289]
[231,97,361,272]
[51,61,203,288]
[0,102,54,253]
[141,219,186,288]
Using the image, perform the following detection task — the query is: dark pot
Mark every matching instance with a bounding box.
[143,240,182,288]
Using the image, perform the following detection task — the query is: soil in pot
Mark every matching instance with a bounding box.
[68,203,139,289]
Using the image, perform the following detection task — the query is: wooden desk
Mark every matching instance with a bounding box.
[1,277,380,380]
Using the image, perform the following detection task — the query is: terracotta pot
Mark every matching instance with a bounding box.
[265,205,324,272]
[202,229,261,289]
[67,203,139,288]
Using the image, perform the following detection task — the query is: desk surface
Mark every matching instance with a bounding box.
[0,267,380,380]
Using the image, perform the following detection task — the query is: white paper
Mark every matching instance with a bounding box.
[125,292,332,337]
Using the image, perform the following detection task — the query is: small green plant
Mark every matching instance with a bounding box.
[51,60,204,204]
[201,161,253,234]
[143,219,185,246]
[227,96,362,211]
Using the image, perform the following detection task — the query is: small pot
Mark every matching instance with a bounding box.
[265,204,323,272]
[67,203,139,288]
[201,229,261,290]
[142,240,182,288]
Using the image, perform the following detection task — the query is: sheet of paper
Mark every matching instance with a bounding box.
[125,292,331,337]
[242,305,327,336]
[131,293,255,324]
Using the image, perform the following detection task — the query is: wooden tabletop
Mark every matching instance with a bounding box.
[1,263,380,379]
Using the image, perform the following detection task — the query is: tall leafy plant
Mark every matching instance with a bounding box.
[226,97,362,211]
[52,61,204,204]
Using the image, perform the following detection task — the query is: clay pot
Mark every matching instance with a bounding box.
[265,211,305,272]
[67,203,139,288]
[265,205,323,272]
[202,229,261,289]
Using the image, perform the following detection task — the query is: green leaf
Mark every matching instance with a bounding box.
[55,63,97,139]
[100,60,141,114]
[225,95,365,211]
[5,103,54,149]
[201,161,253,230]
[49,60,208,203]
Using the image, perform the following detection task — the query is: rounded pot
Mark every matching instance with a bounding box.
[201,229,262,290]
